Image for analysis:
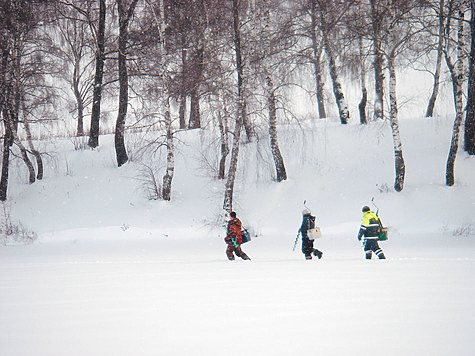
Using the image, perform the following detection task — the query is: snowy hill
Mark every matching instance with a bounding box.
[6,116,474,242]
[1,116,474,355]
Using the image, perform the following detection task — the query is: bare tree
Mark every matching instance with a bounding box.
[316,0,349,124]
[465,0,475,154]
[370,0,385,120]
[54,4,95,136]
[1,0,50,200]
[115,0,139,167]
[266,76,287,182]
[426,0,446,118]
[384,2,424,192]
[445,0,466,186]
[309,0,326,119]
[88,0,107,148]
[223,0,246,212]
[358,35,368,124]
[161,100,174,200]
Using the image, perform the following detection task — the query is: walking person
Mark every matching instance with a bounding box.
[299,208,323,260]
[357,206,386,259]
[225,212,250,261]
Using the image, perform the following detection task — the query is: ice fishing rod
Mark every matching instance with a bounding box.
[292,232,300,251]
[371,197,379,215]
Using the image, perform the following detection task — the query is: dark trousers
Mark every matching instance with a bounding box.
[302,237,321,257]
[363,239,385,259]
[226,242,245,260]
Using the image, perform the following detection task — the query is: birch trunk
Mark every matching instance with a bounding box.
[370,0,384,120]
[266,76,287,182]
[0,108,12,201]
[189,48,204,129]
[426,0,445,118]
[9,116,35,184]
[310,0,326,119]
[223,0,245,212]
[22,111,43,180]
[318,5,348,124]
[179,44,187,129]
[0,42,11,201]
[88,0,106,148]
[115,0,139,167]
[72,59,85,136]
[465,0,475,154]
[358,36,368,124]
[445,6,465,186]
[388,55,405,192]
[189,88,201,129]
[162,108,174,201]
[217,101,229,180]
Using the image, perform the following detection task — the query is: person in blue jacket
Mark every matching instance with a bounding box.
[299,208,323,260]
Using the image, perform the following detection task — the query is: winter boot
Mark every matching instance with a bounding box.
[240,253,251,261]
[378,253,386,260]
[228,255,235,261]
[313,249,323,259]
[365,251,372,260]
[305,254,312,260]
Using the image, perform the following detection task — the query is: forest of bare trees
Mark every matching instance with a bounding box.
[1,0,474,209]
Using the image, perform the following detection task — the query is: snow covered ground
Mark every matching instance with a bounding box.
[1,116,474,355]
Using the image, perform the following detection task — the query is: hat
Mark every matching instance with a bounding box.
[362,206,370,212]
[302,208,311,215]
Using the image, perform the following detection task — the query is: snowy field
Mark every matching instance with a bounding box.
[1,116,474,355]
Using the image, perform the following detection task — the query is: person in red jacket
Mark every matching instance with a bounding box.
[225,211,250,261]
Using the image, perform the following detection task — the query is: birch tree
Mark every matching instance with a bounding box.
[309,0,326,119]
[445,0,466,186]
[88,0,107,148]
[223,0,246,212]
[370,0,385,120]
[0,0,48,200]
[316,0,349,124]
[384,2,422,192]
[161,101,174,200]
[115,0,139,167]
[425,0,446,118]
[465,0,475,154]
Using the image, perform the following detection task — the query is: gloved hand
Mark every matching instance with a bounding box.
[357,230,364,241]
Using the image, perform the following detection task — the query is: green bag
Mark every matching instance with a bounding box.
[378,227,388,241]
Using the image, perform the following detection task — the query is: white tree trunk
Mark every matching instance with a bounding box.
[266,76,287,182]
[445,6,465,186]
[162,106,174,201]
[223,0,245,212]
[388,55,405,192]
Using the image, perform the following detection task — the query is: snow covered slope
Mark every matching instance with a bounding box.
[1,116,474,355]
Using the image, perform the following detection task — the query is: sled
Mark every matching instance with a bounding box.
[308,227,322,240]
[241,229,251,244]
[378,227,388,241]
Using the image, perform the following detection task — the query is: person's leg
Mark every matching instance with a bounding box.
[302,237,313,259]
[372,241,386,259]
[364,240,372,259]
[234,245,250,260]
[313,248,323,259]
[226,243,235,260]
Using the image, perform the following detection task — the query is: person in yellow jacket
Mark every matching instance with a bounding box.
[357,206,386,259]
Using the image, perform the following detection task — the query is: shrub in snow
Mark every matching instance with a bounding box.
[452,224,475,238]
[1,203,37,245]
